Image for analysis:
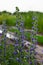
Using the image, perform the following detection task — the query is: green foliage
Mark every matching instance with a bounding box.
[0,11,43,33]
[8,27,43,45]
[37,35,43,45]
[0,10,42,65]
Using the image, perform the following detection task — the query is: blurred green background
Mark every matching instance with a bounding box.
[0,11,43,33]
[0,11,43,45]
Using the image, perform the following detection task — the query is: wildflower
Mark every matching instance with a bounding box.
[16,58,21,62]
[32,26,34,30]
[20,22,24,26]
[14,43,19,47]
[21,43,24,47]
[29,61,32,64]
[30,48,34,51]
[19,48,22,52]
[32,16,36,20]
[26,49,29,52]
[14,51,18,55]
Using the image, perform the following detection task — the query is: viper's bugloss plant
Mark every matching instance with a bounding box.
[2,21,7,64]
[0,7,40,65]
[30,16,38,65]
[13,7,29,65]
[0,20,8,65]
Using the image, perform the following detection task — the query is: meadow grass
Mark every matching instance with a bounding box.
[0,12,43,33]
[8,28,43,46]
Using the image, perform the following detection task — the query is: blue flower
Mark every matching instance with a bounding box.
[14,43,19,47]
[21,35,25,39]
[16,58,21,62]
[14,51,18,55]
[26,50,29,52]
[29,61,32,64]
[32,26,34,30]
[15,39,18,44]
[19,48,22,52]
[32,38,35,41]
[30,48,34,51]
[20,28,24,33]
[21,43,24,47]
[32,16,36,20]
[20,22,24,26]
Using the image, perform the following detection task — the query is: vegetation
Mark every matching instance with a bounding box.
[0,11,43,33]
[0,8,35,65]
[0,9,42,65]
[8,28,43,46]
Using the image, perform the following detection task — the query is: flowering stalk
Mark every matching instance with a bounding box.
[13,7,29,65]
[30,16,38,65]
[0,40,2,64]
[2,20,7,64]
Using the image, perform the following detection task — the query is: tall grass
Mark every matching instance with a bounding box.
[0,11,43,33]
